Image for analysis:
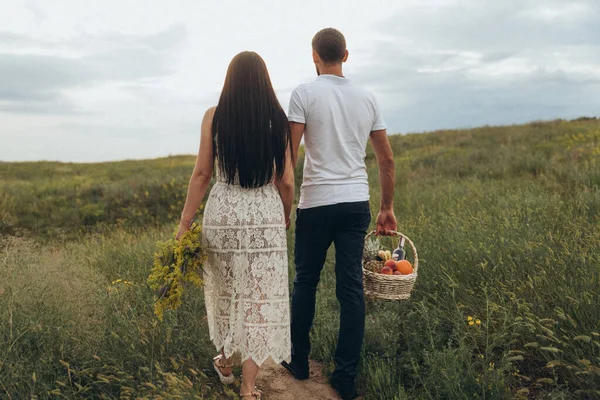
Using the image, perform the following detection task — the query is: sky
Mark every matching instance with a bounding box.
[1,0,599,162]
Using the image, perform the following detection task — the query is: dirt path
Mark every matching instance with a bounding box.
[256,360,342,400]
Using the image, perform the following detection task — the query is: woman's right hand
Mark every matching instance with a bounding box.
[176,220,191,240]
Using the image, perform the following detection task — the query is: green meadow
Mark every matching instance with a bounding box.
[1,118,599,399]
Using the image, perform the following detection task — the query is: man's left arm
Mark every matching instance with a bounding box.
[369,92,396,235]
[370,129,396,235]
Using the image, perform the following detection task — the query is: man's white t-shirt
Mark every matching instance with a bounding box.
[288,74,387,209]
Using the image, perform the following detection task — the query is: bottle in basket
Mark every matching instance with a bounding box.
[392,237,406,261]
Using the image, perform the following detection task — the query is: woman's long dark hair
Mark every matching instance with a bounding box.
[212,51,291,188]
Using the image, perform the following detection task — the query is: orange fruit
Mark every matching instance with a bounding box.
[393,271,403,275]
[380,266,394,275]
[396,260,413,275]
[384,259,397,270]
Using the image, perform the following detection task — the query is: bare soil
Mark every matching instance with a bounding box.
[255,360,342,400]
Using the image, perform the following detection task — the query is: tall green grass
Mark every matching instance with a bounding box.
[0,156,197,239]
[0,229,238,399]
[1,118,599,398]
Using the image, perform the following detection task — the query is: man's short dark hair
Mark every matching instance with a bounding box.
[312,28,346,65]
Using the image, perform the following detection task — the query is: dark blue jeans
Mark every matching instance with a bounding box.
[291,201,371,384]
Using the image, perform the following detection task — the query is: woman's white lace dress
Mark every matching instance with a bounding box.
[202,172,291,366]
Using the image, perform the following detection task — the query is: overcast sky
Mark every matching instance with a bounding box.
[1,0,599,162]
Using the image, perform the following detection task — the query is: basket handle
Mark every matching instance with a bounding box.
[365,230,419,274]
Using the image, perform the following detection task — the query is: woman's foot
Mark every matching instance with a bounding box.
[213,354,235,385]
[240,388,263,399]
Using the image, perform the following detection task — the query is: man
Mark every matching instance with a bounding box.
[282,28,397,399]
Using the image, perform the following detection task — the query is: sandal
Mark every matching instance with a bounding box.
[213,354,235,385]
[240,388,263,399]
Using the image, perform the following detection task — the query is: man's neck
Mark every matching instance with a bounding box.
[318,64,344,78]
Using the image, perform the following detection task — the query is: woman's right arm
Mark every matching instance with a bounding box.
[274,145,295,229]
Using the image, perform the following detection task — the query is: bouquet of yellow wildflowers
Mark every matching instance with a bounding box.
[148,218,206,321]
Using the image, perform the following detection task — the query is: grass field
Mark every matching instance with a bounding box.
[1,118,600,399]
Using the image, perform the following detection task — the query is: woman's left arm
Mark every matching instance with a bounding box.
[177,107,215,239]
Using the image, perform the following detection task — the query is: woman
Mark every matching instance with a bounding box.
[177,52,294,400]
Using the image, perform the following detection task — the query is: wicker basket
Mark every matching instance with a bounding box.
[362,231,419,300]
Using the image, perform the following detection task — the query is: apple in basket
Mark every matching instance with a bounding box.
[384,259,397,271]
[380,266,394,275]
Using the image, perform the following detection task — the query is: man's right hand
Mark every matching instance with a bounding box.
[376,209,397,236]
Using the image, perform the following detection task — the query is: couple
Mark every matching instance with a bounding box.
[177,28,396,400]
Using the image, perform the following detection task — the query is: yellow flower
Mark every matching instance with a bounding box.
[467,316,473,321]
[111,278,134,286]
[469,320,475,326]
[476,319,481,325]
[488,362,495,371]
[148,222,206,321]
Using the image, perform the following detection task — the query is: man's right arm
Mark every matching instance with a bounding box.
[288,87,307,167]
[289,122,304,167]
[370,129,397,235]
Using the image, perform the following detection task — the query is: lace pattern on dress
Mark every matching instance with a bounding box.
[202,170,291,366]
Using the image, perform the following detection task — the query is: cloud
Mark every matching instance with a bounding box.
[2,0,599,162]
[350,0,600,133]
[26,0,46,24]
[0,31,37,46]
[379,0,600,51]
[0,24,186,114]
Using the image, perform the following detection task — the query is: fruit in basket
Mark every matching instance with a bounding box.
[393,271,403,275]
[384,259,396,270]
[377,250,393,261]
[380,266,394,275]
[364,260,384,273]
[363,237,381,262]
[396,260,413,275]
